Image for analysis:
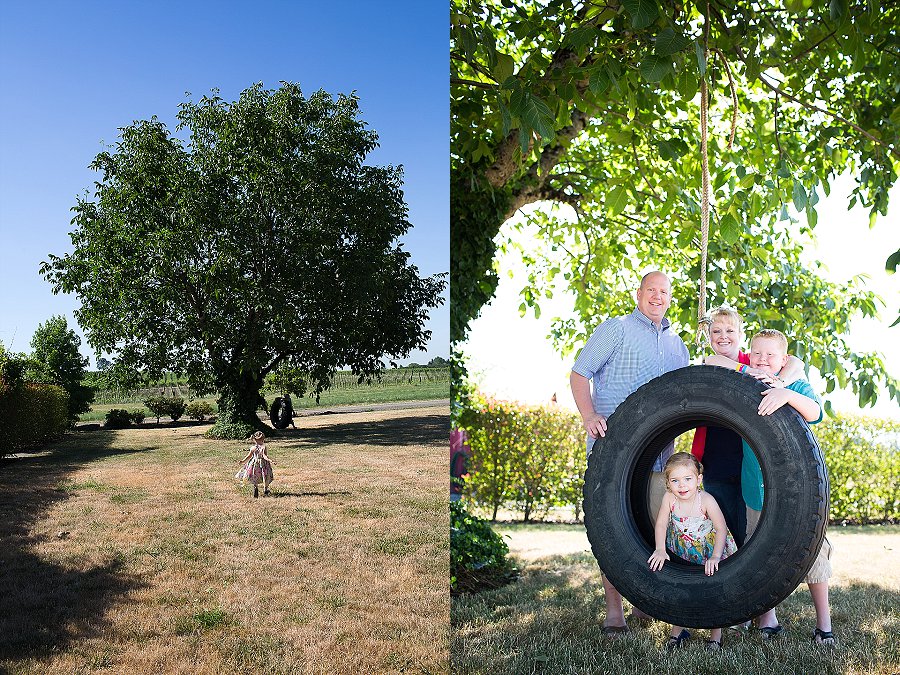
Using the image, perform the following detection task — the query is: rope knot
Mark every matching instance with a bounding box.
[695,315,712,348]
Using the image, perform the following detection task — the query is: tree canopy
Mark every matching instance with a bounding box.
[451,0,900,409]
[42,83,446,436]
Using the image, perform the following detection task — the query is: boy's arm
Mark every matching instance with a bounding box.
[758,387,821,421]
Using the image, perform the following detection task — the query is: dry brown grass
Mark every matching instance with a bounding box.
[0,405,449,674]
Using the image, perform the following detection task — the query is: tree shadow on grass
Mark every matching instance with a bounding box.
[269,490,352,498]
[279,412,448,448]
[451,554,900,675]
[0,431,149,660]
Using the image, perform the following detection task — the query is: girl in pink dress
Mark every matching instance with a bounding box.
[236,431,275,498]
[648,452,737,650]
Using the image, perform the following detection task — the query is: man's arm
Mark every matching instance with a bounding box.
[570,371,608,438]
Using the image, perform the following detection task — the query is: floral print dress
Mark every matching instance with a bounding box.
[666,491,737,564]
[235,444,274,486]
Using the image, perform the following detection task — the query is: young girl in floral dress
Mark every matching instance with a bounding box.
[236,431,274,498]
[648,452,737,651]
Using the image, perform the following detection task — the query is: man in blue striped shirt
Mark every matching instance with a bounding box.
[570,270,689,634]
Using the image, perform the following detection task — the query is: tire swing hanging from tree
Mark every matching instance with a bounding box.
[582,25,828,628]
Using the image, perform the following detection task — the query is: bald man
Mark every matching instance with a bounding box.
[570,271,689,634]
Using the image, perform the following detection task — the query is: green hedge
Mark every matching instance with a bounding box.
[457,393,584,521]
[816,415,900,524]
[0,382,69,452]
[459,391,900,525]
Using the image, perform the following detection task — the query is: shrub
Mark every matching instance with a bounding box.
[205,420,257,440]
[105,409,133,429]
[130,410,146,425]
[0,382,69,452]
[144,396,169,423]
[167,397,186,422]
[450,501,517,595]
[144,396,186,423]
[186,400,214,421]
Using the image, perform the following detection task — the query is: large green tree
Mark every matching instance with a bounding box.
[42,83,446,437]
[26,315,94,424]
[452,0,900,408]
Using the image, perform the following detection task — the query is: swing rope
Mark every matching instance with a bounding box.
[694,7,712,349]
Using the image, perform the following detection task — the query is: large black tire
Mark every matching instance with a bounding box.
[270,397,289,429]
[583,366,828,627]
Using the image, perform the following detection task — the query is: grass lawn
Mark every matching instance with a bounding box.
[80,380,449,422]
[451,521,900,675]
[0,405,449,674]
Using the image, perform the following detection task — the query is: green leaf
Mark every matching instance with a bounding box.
[499,101,512,136]
[744,52,760,82]
[493,54,515,82]
[719,213,741,245]
[519,125,531,154]
[606,185,629,215]
[776,159,791,179]
[640,55,672,83]
[886,249,900,273]
[565,24,597,50]
[621,0,659,29]
[520,94,556,141]
[655,28,691,56]
[657,138,688,161]
[829,0,848,22]
[456,26,478,58]
[589,68,610,96]
[807,207,818,227]
[694,40,707,77]
[792,181,808,211]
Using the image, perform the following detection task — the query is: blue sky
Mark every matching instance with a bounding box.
[0,0,448,367]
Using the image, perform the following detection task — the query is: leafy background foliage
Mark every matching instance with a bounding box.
[451,0,900,410]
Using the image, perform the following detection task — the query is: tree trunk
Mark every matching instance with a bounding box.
[207,371,267,438]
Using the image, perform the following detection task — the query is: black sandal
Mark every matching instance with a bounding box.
[813,628,835,646]
[759,625,784,640]
[705,638,722,651]
[600,624,630,638]
[665,629,691,651]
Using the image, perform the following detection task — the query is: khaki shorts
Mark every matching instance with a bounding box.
[648,471,666,520]
[746,507,832,584]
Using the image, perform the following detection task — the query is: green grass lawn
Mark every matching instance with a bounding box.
[452,522,900,675]
[1,405,449,673]
[80,380,449,422]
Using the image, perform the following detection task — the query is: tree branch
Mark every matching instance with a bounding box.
[451,77,499,91]
[725,32,900,160]
[450,51,499,83]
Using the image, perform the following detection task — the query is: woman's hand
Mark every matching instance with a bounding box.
[705,555,721,576]
[648,549,669,572]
